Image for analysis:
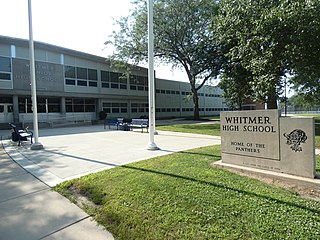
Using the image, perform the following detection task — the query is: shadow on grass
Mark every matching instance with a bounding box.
[44,149,320,216]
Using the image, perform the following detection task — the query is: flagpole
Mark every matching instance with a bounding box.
[146,0,159,150]
[28,0,43,150]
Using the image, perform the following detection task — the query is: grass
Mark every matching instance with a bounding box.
[55,145,320,240]
[157,123,220,136]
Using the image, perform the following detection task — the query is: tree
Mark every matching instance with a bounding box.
[216,0,320,109]
[106,0,224,120]
[219,61,253,110]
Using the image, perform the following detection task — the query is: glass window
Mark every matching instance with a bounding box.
[77,80,87,86]
[65,79,76,85]
[77,67,87,79]
[137,86,144,91]
[88,69,97,80]
[101,70,109,82]
[120,84,127,89]
[85,105,95,112]
[7,105,13,113]
[103,103,111,107]
[130,85,136,90]
[102,82,109,88]
[0,73,11,80]
[0,105,4,113]
[119,76,127,84]
[89,81,97,87]
[64,65,75,78]
[0,56,11,72]
[111,83,119,88]
[110,72,119,83]
[129,75,137,84]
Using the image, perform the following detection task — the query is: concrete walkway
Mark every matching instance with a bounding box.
[0,124,220,240]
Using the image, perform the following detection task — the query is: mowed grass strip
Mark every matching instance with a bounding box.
[157,123,221,136]
[55,145,320,240]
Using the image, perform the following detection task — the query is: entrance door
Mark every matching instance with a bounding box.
[0,104,13,123]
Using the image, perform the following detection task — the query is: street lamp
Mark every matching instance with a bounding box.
[146,0,159,150]
[28,0,43,150]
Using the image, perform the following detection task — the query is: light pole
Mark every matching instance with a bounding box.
[146,0,159,150]
[28,0,43,150]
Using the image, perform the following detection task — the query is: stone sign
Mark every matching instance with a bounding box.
[221,110,315,178]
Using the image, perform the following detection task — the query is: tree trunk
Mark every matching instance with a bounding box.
[193,91,200,120]
[266,91,278,109]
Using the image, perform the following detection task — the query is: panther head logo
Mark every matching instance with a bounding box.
[283,129,307,152]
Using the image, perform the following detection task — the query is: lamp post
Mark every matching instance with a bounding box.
[146,0,159,150]
[28,0,43,150]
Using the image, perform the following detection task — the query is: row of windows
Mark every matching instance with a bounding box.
[18,97,60,113]
[0,56,11,81]
[66,98,96,112]
[102,102,149,114]
[101,71,127,89]
[102,102,128,113]
[65,65,98,87]
[17,97,98,113]
[65,66,149,91]
[155,108,228,113]
[155,88,222,98]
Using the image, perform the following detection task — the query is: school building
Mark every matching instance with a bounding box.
[0,35,228,126]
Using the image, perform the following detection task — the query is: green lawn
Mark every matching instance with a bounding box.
[157,123,220,136]
[55,146,320,240]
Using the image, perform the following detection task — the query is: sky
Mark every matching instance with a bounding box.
[0,0,187,81]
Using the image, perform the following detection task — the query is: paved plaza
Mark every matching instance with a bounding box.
[0,124,220,240]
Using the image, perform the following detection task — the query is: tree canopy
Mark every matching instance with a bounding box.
[106,0,223,119]
[217,0,320,109]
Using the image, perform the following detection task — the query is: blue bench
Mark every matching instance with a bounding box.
[104,118,123,130]
[9,123,33,146]
[129,119,149,133]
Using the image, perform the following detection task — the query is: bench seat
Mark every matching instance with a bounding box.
[104,118,124,130]
[9,123,33,146]
[129,119,149,133]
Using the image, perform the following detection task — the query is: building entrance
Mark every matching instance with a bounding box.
[0,103,13,123]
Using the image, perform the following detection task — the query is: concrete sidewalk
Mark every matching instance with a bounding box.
[0,124,220,240]
[0,147,113,240]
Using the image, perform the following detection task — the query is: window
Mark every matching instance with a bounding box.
[131,103,148,113]
[77,80,87,86]
[101,71,127,89]
[77,67,87,79]
[65,79,75,85]
[64,66,75,78]
[88,69,97,80]
[130,74,147,91]
[103,102,127,114]
[65,66,97,87]
[18,97,60,113]
[66,98,96,112]
[0,56,11,81]
[0,73,11,80]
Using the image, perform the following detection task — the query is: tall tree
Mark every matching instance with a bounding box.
[217,0,291,109]
[219,61,253,110]
[106,0,224,120]
[216,0,320,109]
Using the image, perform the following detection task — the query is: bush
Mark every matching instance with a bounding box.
[99,111,107,120]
